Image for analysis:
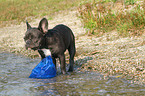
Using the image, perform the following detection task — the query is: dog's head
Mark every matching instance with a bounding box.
[24,18,48,50]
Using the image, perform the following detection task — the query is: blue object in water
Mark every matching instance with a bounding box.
[29,55,56,79]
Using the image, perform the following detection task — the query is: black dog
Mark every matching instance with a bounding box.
[24,18,76,74]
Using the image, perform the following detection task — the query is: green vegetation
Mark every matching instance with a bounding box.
[0,0,88,27]
[1,0,145,36]
[78,0,145,36]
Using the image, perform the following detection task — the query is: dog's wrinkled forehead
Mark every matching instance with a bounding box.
[25,28,42,38]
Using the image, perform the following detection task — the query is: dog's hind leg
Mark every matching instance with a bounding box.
[68,42,76,72]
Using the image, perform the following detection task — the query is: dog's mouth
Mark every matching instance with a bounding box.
[25,45,39,51]
[32,47,39,50]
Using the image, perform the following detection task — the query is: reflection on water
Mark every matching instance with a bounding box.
[0,53,145,96]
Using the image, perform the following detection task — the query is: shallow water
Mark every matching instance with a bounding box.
[0,53,145,96]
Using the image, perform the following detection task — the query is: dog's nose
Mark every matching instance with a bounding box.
[25,45,28,50]
[25,40,31,49]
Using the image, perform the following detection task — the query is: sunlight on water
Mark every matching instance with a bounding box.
[0,53,145,96]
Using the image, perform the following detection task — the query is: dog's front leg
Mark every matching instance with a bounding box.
[52,57,57,69]
[59,54,66,74]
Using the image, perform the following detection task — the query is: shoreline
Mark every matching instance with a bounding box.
[0,10,145,84]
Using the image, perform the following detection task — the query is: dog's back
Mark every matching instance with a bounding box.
[53,24,75,49]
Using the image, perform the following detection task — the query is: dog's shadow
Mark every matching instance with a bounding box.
[73,56,93,71]
[56,56,93,73]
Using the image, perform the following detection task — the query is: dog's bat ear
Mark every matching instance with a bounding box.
[38,18,48,33]
[26,20,32,30]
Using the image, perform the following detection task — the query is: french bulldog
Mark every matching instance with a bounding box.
[24,18,76,74]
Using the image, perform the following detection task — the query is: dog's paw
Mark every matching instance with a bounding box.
[68,68,73,72]
[61,70,67,74]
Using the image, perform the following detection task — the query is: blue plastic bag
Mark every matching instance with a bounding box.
[29,55,56,79]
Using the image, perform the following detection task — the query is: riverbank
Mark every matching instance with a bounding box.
[0,9,145,84]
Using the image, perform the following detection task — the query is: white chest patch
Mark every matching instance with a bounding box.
[41,49,51,57]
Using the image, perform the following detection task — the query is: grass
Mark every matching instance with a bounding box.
[0,0,90,27]
[78,0,145,37]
